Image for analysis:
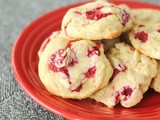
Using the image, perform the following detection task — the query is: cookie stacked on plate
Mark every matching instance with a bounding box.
[38,0,160,108]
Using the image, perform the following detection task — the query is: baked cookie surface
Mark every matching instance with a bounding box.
[62,1,132,40]
[90,43,157,108]
[129,23,160,59]
[38,32,113,99]
[38,31,62,58]
[132,9,160,25]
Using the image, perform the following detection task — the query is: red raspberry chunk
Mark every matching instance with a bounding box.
[88,43,101,57]
[85,6,112,20]
[121,9,130,26]
[74,11,82,15]
[48,49,69,78]
[157,29,160,33]
[110,65,127,81]
[138,25,145,28]
[121,86,133,101]
[134,31,148,43]
[84,66,96,78]
[115,92,120,104]
[68,58,78,67]
[71,84,83,92]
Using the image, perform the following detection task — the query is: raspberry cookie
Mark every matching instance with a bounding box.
[90,43,157,108]
[38,32,113,99]
[132,9,160,25]
[151,61,160,93]
[129,23,160,59]
[62,1,132,40]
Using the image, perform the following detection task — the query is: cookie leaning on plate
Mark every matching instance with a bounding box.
[62,0,132,40]
[90,43,157,108]
[129,23,160,59]
[38,31,113,99]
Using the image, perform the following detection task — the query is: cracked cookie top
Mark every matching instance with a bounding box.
[62,1,132,40]
[90,43,157,108]
[38,31,113,99]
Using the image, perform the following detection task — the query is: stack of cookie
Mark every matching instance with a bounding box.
[38,0,160,108]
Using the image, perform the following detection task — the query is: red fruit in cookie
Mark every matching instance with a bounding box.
[74,11,82,15]
[88,43,101,57]
[157,29,160,33]
[71,84,83,92]
[84,66,96,78]
[115,92,120,104]
[67,47,78,67]
[85,6,112,20]
[48,49,69,78]
[138,25,145,28]
[121,9,130,26]
[68,58,78,67]
[134,31,148,43]
[121,86,133,101]
[110,65,127,81]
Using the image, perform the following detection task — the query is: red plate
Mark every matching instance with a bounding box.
[12,1,160,120]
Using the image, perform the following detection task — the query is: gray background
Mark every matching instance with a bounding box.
[0,0,159,120]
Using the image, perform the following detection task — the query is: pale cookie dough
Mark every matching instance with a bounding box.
[38,31,62,58]
[90,43,157,108]
[38,32,113,99]
[132,9,160,25]
[62,1,132,40]
[129,23,160,59]
[151,61,160,93]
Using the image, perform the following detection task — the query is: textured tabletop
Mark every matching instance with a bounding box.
[0,0,159,120]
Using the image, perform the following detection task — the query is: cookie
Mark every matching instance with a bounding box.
[129,23,160,59]
[151,61,160,93]
[90,43,157,108]
[132,9,160,25]
[38,32,113,99]
[62,1,132,40]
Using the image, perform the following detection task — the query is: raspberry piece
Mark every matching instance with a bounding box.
[121,86,133,101]
[110,68,120,81]
[134,31,148,43]
[71,84,83,92]
[115,92,120,104]
[84,66,96,78]
[48,49,69,78]
[74,11,82,15]
[121,9,130,26]
[68,58,78,67]
[157,29,160,33]
[67,48,78,67]
[138,25,145,28]
[85,6,112,20]
[110,65,127,81]
[88,43,101,57]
